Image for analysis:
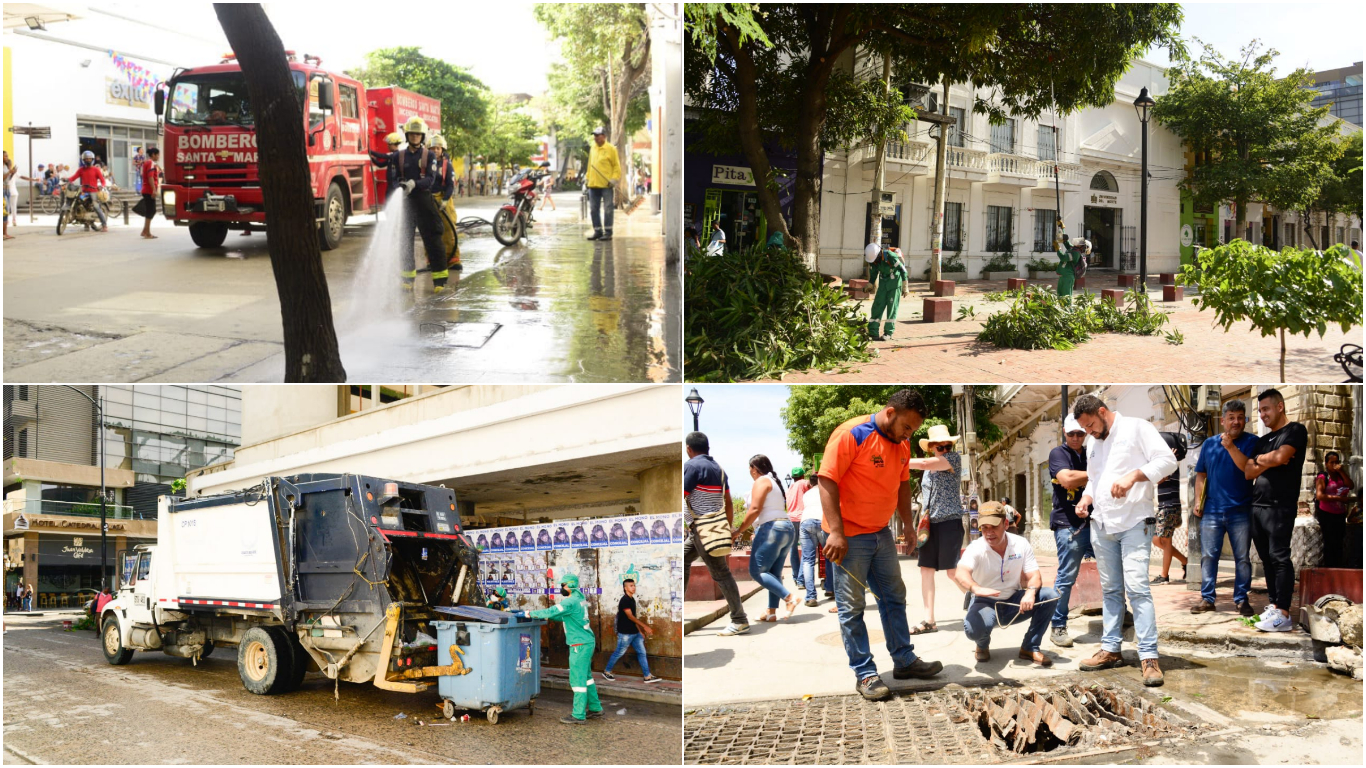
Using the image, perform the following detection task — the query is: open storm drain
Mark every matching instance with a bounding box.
[684,681,1193,765]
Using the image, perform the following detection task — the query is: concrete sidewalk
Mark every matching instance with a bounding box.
[683,550,1307,707]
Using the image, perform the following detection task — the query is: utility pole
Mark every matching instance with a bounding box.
[929,80,951,284]
[867,54,892,255]
[1059,384,1069,443]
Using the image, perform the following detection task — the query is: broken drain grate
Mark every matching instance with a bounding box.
[684,681,1192,765]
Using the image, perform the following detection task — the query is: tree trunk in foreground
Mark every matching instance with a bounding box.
[215,3,347,382]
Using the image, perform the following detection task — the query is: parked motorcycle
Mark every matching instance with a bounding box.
[56,182,110,235]
[491,162,552,246]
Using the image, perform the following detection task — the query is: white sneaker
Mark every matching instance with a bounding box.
[717,622,750,637]
[1254,609,1293,632]
[1257,605,1276,621]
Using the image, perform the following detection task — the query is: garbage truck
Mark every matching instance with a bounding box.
[99,474,486,699]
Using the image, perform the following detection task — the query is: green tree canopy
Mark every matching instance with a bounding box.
[346,47,489,156]
[781,385,1001,470]
[476,96,541,171]
[1305,131,1363,239]
[1153,39,1343,237]
[685,3,1183,260]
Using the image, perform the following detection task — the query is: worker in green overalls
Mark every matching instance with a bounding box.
[1055,225,1089,298]
[528,572,603,724]
[865,243,907,340]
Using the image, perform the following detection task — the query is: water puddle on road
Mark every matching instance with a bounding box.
[1153,655,1361,721]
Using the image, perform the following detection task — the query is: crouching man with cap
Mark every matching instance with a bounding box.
[953,502,1058,667]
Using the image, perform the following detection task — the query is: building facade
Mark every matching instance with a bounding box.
[1309,61,1363,127]
[3,385,241,607]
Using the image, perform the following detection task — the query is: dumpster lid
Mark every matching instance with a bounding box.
[433,605,516,624]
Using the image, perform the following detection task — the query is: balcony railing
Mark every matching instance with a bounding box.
[1034,160,1084,185]
[988,152,1034,176]
[3,498,139,520]
[862,139,989,173]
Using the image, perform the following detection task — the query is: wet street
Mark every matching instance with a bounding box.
[2,199,680,383]
[3,613,681,765]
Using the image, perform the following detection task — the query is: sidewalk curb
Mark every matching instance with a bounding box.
[684,583,762,634]
[540,674,681,705]
[1157,619,1317,660]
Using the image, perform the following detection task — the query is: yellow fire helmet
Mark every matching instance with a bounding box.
[402,116,428,140]
[385,131,403,147]
[429,134,447,149]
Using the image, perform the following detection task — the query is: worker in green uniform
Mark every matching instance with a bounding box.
[865,243,908,340]
[1055,225,1089,298]
[528,573,603,724]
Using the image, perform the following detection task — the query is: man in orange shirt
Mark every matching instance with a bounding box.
[818,389,944,700]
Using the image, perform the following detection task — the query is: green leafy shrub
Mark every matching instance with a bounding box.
[685,244,872,381]
[1026,258,1060,272]
[923,253,967,278]
[976,286,1174,350]
[981,252,1018,276]
[1178,241,1362,381]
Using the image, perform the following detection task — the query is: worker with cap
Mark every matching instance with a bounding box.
[369,116,450,293]
[427,134,463,274]
[485,586,510,612]
[528,572,603,724]
[1055,223,1087,298]
[864,243,907,340]
[953,501,1059,667]
[585,126,622,241]
[1047,414,1091,647]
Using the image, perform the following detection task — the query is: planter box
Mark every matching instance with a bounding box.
[1159,272,1177,285]
[932,280,956,297]
[1007,278,1028,290]
[983,271,1018,281]
[1073,276,1088,288]
[1162,285,1183,302]
[1117,274,1138,288]
[1028,270,1059,280]
[930,270,969,282]
[923,298,953,323]
[1101,288,1126,308]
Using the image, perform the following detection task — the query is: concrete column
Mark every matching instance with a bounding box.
[23,531,38,595]
[637,462,681,516]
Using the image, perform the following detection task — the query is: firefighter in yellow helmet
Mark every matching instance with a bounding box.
[368,116,449,292]
[428,134,462,274]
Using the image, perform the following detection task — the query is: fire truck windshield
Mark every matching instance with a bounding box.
[167,71,307,128]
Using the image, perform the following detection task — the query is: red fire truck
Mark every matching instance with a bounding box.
[154,52,441,250]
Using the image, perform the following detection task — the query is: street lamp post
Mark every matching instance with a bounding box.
[685,388,704,432]
[1133,86,1156,291]
[60,386,108,590]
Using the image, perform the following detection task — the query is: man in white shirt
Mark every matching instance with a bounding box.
[953,502,1059,666]
[1071,394,1178,688]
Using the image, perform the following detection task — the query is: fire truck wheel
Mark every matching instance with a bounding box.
[102,616,133,666]
[189,222,229,248]
[237,626,293,695]
[318,183,346,251]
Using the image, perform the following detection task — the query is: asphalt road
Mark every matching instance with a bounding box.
[2,614,681,765]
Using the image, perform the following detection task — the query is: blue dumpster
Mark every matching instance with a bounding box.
[432,608,545,724]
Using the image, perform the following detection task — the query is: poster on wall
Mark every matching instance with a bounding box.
[967,495,981,539]
[473,513,685,554]
[608,520,629,547]
[518,528,536,552]
[535,526,553,551]
[629,517,650,545]
[589,522,609,547]
[649,517,672,544]
[570,523,590,547]
[672,515,685,543]
[552,524,571,549]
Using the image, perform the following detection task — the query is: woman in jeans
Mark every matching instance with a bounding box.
[1315,451,1355,568]
[909,424,965,634]
[733,454,798,621]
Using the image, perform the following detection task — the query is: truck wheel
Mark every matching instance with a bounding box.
[492,208,523,246]
[102,617,133,666]
[318,183,346,251]
[189,222,229,248]
[283,629,309,691]
[237,626,293,695]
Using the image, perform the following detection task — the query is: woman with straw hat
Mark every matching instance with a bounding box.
[905,423,965,634]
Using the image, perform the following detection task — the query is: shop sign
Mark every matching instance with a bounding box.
[13,513,29,530]
[1180,224,1194,247]
[106,78,151,109]
[1089,192,1119,206]
[878,201,897,217]
[23,515,127,532]
[711,164,755,187]
[38,534,99,564]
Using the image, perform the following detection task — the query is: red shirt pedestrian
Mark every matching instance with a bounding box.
[67,165,106,193]
[141,157,159,197]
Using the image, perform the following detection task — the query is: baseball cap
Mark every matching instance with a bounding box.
[791,467,805,478]
[592,127,605,136]
[1064,414,1084,434]
[977,501,1007,527]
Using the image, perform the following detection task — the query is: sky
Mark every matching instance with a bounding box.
[682,385,803,502]
[95,1,560,94]
[1143,2,1364,73]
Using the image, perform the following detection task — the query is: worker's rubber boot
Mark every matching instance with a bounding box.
[559,715,588,725]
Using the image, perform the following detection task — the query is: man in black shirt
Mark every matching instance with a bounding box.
[601,578,662,683]
[1047,414,1092,648]
[1231,389,1308,632]
[684,431,750,636]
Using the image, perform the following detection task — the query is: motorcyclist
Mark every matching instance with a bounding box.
[527,573,604,724]
[369,117,449,293]
[428,134,462,273]
[66,150,110,232]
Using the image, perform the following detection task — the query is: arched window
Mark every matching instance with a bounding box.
[1089,171,1118,192]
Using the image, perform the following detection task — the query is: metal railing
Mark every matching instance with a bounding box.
[2,498,138,520]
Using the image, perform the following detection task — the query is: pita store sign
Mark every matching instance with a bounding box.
[176,132,258,164]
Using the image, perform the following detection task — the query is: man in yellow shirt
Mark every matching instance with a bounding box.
[586,126,622,241]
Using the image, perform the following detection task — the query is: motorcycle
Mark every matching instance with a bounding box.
[491,163,552,246]
[56,181,111,235]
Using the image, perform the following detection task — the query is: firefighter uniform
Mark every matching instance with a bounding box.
[866,245,907,339]
[528,573,602,723]
[429,136,462,273]
[375,139,449,291]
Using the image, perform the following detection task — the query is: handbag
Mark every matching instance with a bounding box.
[916,510,931,546]
[690,469,733,558]
[132,196,153,218]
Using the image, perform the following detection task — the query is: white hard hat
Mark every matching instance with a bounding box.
[864,243,881,263]
[1064,414,1084,434]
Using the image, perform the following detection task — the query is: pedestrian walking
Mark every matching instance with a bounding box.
[908,423,965,635]
[528,573,604,724]
[138,147,161,239]
[3,150,16,238]
[13,579,25,611]
[23,583,34,612]
[601,576,663,683]
[733,454,798,622]
[865,243,907,340]
[1191,399,1258,615]
[785,467,811,592]
[585,127,621,241]
[1072,393,1177,687]
[955,502,1059,667]
[683,432,750,636]
[798,481,834,608]
[1243,389,1308,633]
[132,146,145,194]
[1315,451,1354,569]
[1150,432,1189,584]
[999,496,1020,531]
[538,171,556,211]
[1048,414,1093,647]
[705,220,726,255]
[818,388,944,701]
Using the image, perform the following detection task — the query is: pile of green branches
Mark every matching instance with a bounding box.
[685,243,872,381]
[976,285,1174,350]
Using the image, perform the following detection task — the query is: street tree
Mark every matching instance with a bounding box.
[1300,131,1363,247]
[686,3,1183,263]
[214,3,346,382]
[535,2,650,201]
[345,47,489,158]
[475,97,541,194]
[1153,39,1343,241]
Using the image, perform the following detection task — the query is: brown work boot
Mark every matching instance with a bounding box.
[974,646,991,662]
[1078,648,1124,671]
[1019,648,1053,667]
[1189,600,1215,614]
[1141,658,1164,687]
